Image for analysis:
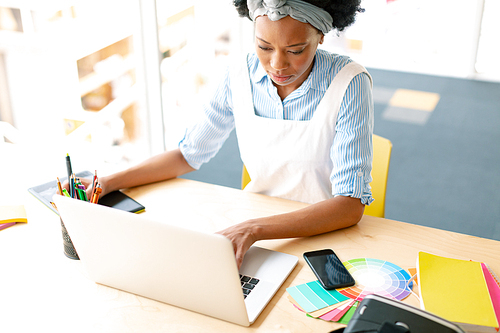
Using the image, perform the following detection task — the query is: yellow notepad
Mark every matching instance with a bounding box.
[417,252,498,330]
[0,205,28,230]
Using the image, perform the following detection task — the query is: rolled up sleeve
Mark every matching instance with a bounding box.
[179,68,235,170]
[330,72,374,205]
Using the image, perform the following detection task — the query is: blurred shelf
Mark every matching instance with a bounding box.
[79,51,135,97]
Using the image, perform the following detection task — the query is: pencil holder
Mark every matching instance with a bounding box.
[60,218,80,260]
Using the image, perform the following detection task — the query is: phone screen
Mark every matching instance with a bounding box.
[303,249,355,290]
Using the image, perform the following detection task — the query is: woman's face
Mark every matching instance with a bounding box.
[254,15,324,98]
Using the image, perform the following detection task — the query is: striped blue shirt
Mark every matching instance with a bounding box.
[180,49,374,204]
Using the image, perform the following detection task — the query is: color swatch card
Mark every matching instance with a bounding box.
[287,280,350,313]
[337,258,413,301]
[287,258,413,325]
[319,299,356,321]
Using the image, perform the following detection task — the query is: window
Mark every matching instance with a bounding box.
[0,0,160,171]
[475,0,500,81]
[320,0,496,80]
[155,0,252,150]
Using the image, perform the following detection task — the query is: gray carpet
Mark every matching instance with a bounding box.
[181,68,500,241]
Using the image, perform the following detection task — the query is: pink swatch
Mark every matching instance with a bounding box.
[320,300,354,321]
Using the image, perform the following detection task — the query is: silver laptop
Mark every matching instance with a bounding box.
[53,195,298,326]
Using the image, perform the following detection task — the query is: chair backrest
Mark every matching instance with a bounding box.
[241,165,251,190]
[241,134,392,218]
[364,134,392,218]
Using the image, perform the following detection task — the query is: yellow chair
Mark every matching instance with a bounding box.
[241,164,251,190]
[241,134,392,218]
[364,134,392,218]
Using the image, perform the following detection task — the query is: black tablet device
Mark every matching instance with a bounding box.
[28,170,145,214]
[342,294,465,333]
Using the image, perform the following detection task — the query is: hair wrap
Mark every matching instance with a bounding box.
[248,0,334,34]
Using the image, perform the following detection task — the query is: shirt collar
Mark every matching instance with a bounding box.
[255,60,268,84]
[308,49,329,92]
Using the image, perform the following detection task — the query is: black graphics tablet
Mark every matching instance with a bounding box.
[28,170,145,214]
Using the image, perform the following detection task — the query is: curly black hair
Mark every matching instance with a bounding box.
[233,0,364,32]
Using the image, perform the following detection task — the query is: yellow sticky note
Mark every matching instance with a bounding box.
[0,205,28,224]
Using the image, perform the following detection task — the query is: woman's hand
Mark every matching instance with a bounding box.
[215,196,364,269]
[216,220,260,269]
[61,176,110,201]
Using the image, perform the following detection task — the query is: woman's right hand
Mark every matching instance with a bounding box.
[61,175,111,201]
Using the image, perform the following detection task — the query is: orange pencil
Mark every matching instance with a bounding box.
[56,177,63,195]
[91,184,102,204]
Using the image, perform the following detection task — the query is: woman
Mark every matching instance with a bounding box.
[76,0,373,268]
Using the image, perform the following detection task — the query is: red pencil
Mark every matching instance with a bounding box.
[90,170,97,197]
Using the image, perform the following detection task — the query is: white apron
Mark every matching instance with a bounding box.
[230,55,371,204]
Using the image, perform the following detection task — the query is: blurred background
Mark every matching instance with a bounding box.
[1,0,498,240]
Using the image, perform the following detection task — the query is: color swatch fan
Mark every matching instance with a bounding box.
[287,258,414,325]
[338,258,413,301]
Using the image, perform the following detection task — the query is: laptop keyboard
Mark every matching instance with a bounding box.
[240,274,260,299]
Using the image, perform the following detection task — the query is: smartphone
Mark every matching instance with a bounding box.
[303,249,355,290]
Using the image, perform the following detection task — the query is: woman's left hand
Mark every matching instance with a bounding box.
[216,220,259,269]
[216,196,364,269]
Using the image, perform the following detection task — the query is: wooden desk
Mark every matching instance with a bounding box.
[2,177,500,333]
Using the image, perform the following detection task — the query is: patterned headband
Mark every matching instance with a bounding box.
[247,0,334,34]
